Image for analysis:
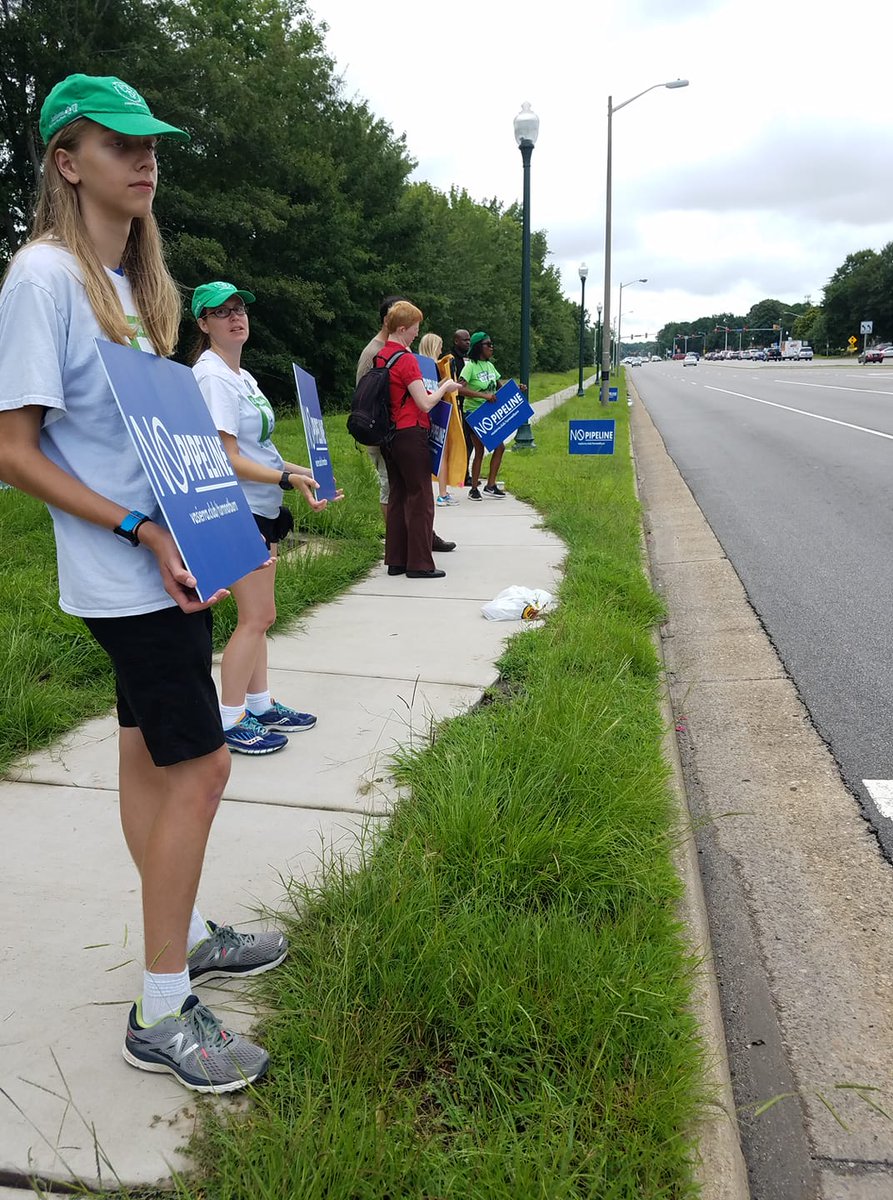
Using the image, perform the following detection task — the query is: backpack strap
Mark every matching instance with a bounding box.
[375,348,412,411]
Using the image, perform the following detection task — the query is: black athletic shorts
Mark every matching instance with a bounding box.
[83,606,224,768]
[254,505,294,550]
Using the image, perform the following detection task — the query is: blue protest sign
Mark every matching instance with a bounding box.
[293,363,338,502]
[569,419,616,455]
[96,341,268,600]
[428,400,451,475]
[414,353,440,395]
[608,387,619,403]
[467,380,535,452]
[413,353,449,473]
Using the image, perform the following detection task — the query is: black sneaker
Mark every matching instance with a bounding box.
[469,487,482,501]
[483,484,506,498]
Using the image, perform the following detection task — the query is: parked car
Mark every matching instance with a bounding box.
[683,353,698,366]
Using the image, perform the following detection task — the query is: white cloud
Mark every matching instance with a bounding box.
[314,0,893,332]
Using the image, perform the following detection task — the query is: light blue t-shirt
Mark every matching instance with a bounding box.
[192,350,283,519]
[0,242,174,618]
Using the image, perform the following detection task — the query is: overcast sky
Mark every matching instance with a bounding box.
[314,0,893,341]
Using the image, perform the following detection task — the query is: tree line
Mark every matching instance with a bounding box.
[655,242,893,357]
[0,0,584,406]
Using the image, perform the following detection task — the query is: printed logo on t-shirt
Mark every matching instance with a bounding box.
[126,314,153,354]
[248,393,275,444]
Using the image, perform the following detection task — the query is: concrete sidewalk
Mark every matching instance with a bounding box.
[0,388,576,1192]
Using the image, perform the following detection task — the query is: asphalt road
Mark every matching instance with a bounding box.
[633,358,893,860]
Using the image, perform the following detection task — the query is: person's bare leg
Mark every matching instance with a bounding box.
[380,501,388,524]
[119,727,230,973]
[219,566,277,708]
[487,443,506,487]
[437,457,449,500]
[471,433,485,488]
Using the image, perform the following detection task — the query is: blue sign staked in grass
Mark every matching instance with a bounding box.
[569,419,616,455]
[608,387,619,403]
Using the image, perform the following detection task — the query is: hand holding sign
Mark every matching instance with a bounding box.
[467,380,534,452]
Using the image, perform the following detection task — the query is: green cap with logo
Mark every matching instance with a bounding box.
[469,331,491,350]
[191,281,256,319]
[39,74,189,144]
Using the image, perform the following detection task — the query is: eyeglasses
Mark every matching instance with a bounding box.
[206,302,247,319]
[482,340,493,347]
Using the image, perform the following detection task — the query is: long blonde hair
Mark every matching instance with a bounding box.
[418,332,443,359]
[27,118,182,356]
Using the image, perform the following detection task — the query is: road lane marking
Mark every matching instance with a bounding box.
[863,780,893,820]
[703,386,893,442]
[773,380,893,396]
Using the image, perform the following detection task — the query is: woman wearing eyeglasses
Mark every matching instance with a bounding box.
[190,281,328,756]
[459,332,510,501]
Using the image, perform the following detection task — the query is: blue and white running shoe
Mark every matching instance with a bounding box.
[254,700,317,733]
[224,712,288,755]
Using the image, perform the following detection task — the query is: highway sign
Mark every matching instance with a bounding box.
[861,321,873,335]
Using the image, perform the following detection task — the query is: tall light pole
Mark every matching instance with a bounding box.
[599,79,689,405]
[616,277,647,370]
[576,261,589,396]
[513,101,539,449]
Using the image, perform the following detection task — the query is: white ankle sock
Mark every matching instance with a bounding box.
[140,967,191,1026]
[220,702,245,730]
[246,690,272,716]
[187,906,209,952]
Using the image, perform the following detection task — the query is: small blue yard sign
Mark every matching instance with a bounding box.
[569,419,616,455]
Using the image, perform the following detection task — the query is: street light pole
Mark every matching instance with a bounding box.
[616,277,647,371]
[513,101,540,450]
[576,262,589,397]
[599,78,688,406]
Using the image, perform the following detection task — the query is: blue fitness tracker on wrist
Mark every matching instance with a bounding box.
[113,510,150,546]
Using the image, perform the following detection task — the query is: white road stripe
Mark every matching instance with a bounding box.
[703,386,893,442]
[863,780,893,820]
[773,379,893,396]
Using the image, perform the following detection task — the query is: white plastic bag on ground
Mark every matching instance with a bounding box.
[481,586,557,621]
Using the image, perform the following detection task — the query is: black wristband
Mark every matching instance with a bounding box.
[278,471,294,491]
[113,510,151,546]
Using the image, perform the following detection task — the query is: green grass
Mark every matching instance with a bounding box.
[177,371,704,1200]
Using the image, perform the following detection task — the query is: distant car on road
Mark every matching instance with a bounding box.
[767,347,781,361]
[861,344,891,363]
[683,353,698,366]
[798,346,814,360]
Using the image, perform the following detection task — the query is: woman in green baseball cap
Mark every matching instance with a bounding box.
[189,281,331,756]
[0,75,274,1094]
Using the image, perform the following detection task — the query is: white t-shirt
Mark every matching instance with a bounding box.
[192,350,283,519]
[0,242,174,618]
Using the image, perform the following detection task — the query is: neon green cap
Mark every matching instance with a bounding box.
[39,75,188,143]
[191,282,256,319]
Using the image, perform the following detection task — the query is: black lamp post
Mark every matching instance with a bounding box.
[576,262,589,397]
[513,101,539,450]
[595,302,603,382]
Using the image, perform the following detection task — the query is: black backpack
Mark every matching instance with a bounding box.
[346,349,407,447]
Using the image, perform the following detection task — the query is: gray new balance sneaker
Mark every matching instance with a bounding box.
[123,995,269,1093]
[187,920,288,984]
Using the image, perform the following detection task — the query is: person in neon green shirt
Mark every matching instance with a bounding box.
[459,331,515,500]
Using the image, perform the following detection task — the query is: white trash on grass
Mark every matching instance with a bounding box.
[482,586,557,622]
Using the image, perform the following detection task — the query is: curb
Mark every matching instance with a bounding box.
[626,372,751,1200]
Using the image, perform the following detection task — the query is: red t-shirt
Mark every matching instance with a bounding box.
[375,341,429,431]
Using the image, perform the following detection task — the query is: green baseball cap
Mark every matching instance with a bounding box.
[39,74,189,144]
[469,331,491,350]
[191,281,256,319]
